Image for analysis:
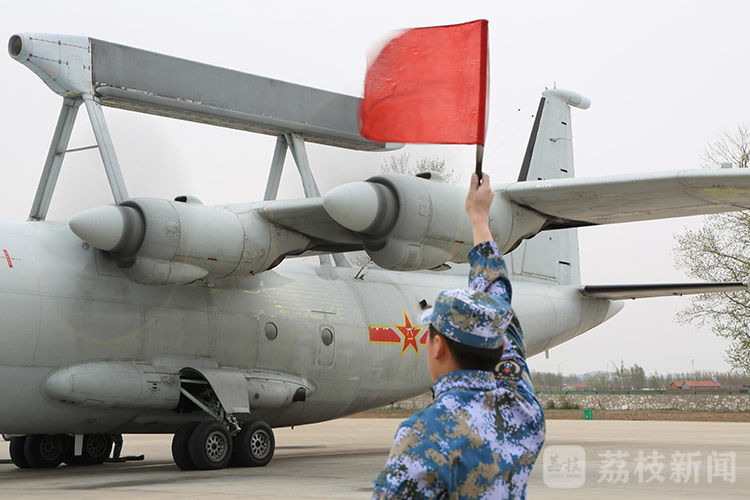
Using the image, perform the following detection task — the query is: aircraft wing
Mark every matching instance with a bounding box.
[581,282,749,300]
[254,169,750,260]
[504,169,750,229]
[255,198,364,252]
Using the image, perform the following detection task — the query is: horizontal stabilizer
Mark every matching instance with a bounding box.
[581,282,749,300]
[505,169,750,229]
[9,33,397,151]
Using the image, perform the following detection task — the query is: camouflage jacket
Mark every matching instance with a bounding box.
[372,241,545,499]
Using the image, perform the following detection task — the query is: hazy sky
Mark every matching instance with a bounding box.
[1,1,748,375]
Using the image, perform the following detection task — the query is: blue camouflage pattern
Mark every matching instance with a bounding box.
[373,241,545,499]
[420,286,513,349]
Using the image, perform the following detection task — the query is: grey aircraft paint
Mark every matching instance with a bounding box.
[0,218,619,434]
[1,33,748,471]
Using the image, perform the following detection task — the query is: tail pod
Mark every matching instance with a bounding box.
[507,89,590,285]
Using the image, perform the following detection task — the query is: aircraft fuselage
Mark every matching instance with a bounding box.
[0,220,619,434]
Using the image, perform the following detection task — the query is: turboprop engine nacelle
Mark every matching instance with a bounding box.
[323,174,547,271]
[69,198,304,285]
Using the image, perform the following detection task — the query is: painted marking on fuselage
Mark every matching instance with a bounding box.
[368,325,401,343]
[368,310,429,356]
[3,249,13,269]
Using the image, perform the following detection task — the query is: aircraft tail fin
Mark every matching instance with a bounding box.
[517,89,590,182]
[507,89,590,285]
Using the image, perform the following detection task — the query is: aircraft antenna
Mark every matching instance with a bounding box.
[10,32,399,223]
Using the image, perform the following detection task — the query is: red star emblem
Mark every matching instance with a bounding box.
[367,310,428,356]
[394,310,424,356]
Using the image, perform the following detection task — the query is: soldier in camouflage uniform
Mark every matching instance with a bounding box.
[373,173,545,499]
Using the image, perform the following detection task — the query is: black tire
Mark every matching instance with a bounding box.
[67,434,112,465]
[172,422,199,470]
[9,436,30,469]
[232,421,275,467]
[23,434,65,468]
[187,421,233,470]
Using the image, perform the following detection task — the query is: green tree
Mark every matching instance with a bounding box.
[380,152,458,184]
[629,364,646,389]
[587,372,609,389]
[610,361,626,389]
[674,125,750,373]
[647,372,668,389]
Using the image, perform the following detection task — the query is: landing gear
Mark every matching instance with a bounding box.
[172,421,233,471]
[22,434,68,468]
[171,420,275,470]
[65,434,112,465]
[172,370,277,471]
[232,421,275,467]
[171,422,199,470]
[7,433,114,469]
[188,422,233,470]
[9,436,30,469]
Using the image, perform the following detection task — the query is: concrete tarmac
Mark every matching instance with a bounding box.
[1,419,748,499]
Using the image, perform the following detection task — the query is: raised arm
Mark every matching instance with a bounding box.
[465,172,495,247]
[465,174,526,361]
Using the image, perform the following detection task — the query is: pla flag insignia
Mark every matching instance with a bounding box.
[368,310,428,356]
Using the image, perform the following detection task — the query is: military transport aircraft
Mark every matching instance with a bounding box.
[2,32,748,471]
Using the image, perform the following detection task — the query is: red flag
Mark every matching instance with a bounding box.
[360,20,489,145]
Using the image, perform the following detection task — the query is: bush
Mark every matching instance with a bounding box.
[559,397,580,410]
[545,400,556,410]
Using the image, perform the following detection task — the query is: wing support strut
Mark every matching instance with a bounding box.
[263,135,288,201]
[28,95,129,221]
[82,94,129,204]
[28,97,82,221]
[263,133,321,200]
[263,133,348,267]
[288,133,321,198]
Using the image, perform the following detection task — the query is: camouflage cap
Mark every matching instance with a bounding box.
[420,288,513,349]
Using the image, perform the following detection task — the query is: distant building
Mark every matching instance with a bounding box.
[562,383,590,391]
[668,379,722,390]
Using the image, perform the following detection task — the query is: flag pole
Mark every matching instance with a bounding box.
[475,144,484,184]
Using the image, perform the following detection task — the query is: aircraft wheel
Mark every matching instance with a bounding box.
[84,434,112,465]
[187,421,233,470]
[171,422,199,470]
[23,434,66,468]
[232,421,275,467]
[66,434,112,465]
[9,436,30,469]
